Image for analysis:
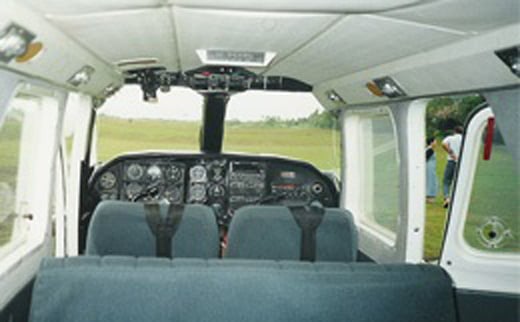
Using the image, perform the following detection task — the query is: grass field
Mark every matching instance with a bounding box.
[96,117,341,172]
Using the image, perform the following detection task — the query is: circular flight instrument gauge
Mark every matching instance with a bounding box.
[99,171,117,190]
[189,184,207,202]
[208,184,226,198]
[189,165,207,182]
[147,165,163,180]
[164,185,183,204]
[126,163,144,181]
[208,160,226,182]
[167,165,183,182]
[125,182,143,200]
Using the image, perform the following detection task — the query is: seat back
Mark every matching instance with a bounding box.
[85,201,219,258]
[29,256,458,322]
[226,205,357,261]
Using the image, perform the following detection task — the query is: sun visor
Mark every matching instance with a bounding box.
[483,88,520,170]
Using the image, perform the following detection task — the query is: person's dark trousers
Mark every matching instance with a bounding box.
[443,160,457,198]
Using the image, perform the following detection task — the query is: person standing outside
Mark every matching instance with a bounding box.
[442,126,463,208]
[426,137,438,203]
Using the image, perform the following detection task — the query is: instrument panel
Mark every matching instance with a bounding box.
[87,153,339,227]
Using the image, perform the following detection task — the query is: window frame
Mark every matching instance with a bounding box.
[0,77,66,308]
[342,100,427,264]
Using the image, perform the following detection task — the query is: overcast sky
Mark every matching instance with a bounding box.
[99,85,323,121]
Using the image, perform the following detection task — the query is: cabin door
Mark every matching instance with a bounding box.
[440,89,519,322]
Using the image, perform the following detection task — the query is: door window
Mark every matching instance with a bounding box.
[463,125,519,253]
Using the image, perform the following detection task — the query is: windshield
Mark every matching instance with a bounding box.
[97,86,203,161]
[96,87,341,174]
[224,91,341,174]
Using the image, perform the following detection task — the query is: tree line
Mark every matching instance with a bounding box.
[228,95,487,136]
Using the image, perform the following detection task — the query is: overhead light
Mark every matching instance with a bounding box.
[0,23,36,63]
[372,76,407,98]
[68,65,95,87]
[102,83,120,97]
[495,46,520,78]
[196,49,277,67]
[15,42,43,63]
[365,81,384,97]
[326,90,346,105]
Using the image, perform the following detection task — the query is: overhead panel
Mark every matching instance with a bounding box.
[0,1,122,97]
[19,0,161,15]
[170,0,429,13]
[383,0,520,33]
[49,8,179,70]
[314,24,520,108]
[267,15,466,85]
[173,7,340,72]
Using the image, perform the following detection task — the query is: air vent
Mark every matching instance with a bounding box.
[495,46,520,78]
[196,49,276,67]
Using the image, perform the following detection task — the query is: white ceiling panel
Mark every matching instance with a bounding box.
[314,23,520,107]
[170,0,429,13]
[173,7,340,71]
[19,0,161,15]
[267,15,466,84]
[49,8,179,69]
[383,0,520,33]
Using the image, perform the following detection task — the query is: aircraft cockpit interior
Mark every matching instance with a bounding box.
[0,0,518,321]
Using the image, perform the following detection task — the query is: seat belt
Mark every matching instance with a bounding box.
[144,203,184,258]
[288,202,325,262]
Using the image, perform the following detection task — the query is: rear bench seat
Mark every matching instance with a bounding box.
[29,256,458,322]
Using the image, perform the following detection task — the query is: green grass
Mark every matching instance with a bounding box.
[96,118,201,161]
[0,216,15,246]
[424,145,450,260]
[464,144,519,253]
[97,116,341,172]
[0,116,22,247]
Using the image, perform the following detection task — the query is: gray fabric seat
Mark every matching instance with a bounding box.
[226,205,358,262]
[29,256,458,322]
[85,200,219,258]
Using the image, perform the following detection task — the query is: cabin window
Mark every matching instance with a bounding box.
[0,99,30,248]
[463,125,519,253]
[224,91,341,177]
[358,109,400,243]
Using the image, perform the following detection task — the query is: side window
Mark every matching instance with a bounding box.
[0,102,28,248]
[358,110,400,243]
[463,125,519,253]
[0,91,60,252]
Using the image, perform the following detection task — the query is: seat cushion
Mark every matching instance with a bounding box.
[85,201,219,258]
[226,205,358,261]
[29,256,457,322]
